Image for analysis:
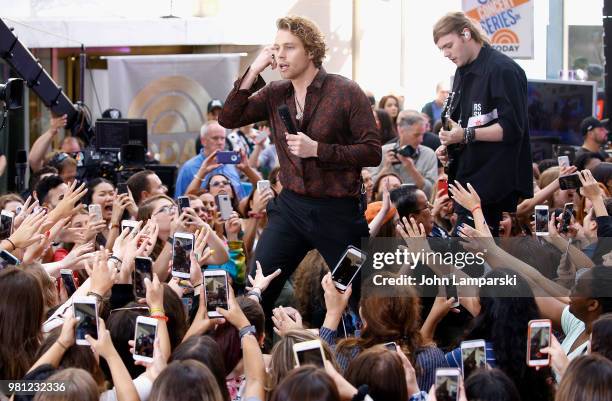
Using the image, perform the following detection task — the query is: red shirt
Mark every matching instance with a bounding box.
[219,67,381,198]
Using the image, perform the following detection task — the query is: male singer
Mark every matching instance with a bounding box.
[433,12,533,236]
[219,16,381,311]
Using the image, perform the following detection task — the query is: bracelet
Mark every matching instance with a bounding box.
[150,307,165,315]
[464,126,476,144]
[56,340,68,350]
[109,255,123,265]
[87,291,104,303]
[150,314,169,322]
[246,290,262,303]
[194,174,204,181]
[5,238,16,250]
[470,205,482,214]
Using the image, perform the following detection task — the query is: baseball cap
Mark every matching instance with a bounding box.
[207,99,223,113]
[580,116,609,136]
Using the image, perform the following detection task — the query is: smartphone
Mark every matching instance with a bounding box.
[133,257,153,298]
[535,205,549,236]
[558,173,582,190]
[527,319,551,367]
[445,279,460,308]
[460,339,487,379]
[120,220,138,235]
[216,194,232,221]
[560,203,574,233]
[73,296,98,345]
[437,179,449,197]
[133,316,158,363]
[330,246,368,292]
[204,269,229,318]
[293,339,326,368]
[383,341,397,352]
[60,269,77,297]
[216,151,240,164]
[557,156,570,168]
[0,249,20,269]
[177,196,190,215]
[172,232,194,279]
[435,368,460,401]
[257,180,271,193]
[0,210,14,240]
[255,130,268,143]
[117,182,128,195]
[88,204,102,222]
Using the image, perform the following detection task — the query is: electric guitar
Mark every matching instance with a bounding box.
[440,91,463,179]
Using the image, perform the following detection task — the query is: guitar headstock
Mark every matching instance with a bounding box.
[441,91,455,130]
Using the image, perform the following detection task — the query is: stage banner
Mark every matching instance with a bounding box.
[462,0,534,59]
[108,54,241,164]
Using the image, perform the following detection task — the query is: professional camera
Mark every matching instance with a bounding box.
[0,78,23,110]
[392,144,418,164]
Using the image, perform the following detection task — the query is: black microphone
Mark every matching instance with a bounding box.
[15,149,27,193]
[278,104,298,135]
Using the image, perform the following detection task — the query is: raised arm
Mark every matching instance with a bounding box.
[29,114,67,172]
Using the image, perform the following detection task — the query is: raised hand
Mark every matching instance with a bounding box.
[8,209,47,249]
[448,181,481,212]
[271,306,303,336]
[246,261,281,294]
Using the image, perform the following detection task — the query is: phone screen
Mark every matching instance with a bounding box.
[134,321,157,358]
[0,213,12,240]
[61,272,77,296]
[561,204,574,233]
[445,283,458,302]
[435,373,459,401]
[178,197,190,215]
[296,347,325,367]
[205,274,228,313]
[134,258,152,298]
[172,236,193,275]
[461,344,486,379]
[558,174,582,190]
[332,248,367,287]
[529,325,550,362]
[535,208,549,234]
[75,302,97,340]
[0,250,19,269]
[437,179,448,196]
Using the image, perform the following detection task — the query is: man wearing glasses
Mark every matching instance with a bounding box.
[175,121,258,199]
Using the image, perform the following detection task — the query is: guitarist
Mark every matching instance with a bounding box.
[432,12,533,236]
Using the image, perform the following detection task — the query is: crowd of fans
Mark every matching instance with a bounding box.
[0,83,611,401]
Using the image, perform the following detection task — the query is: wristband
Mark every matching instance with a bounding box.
[239,325,257,345]
[109,255,123,265]
[246,290,262,303]
[194,174,204,181]
[151,314,169,322]
[150,307,165,315]
[470,205,482,214]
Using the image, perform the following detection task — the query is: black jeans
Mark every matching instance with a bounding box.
[254,190,370,316]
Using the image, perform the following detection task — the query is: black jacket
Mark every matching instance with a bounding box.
[448,44,533,206]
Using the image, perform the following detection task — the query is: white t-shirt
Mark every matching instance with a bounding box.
[560,305,589,360]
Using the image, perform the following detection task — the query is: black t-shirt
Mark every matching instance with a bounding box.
[448,44,533,206]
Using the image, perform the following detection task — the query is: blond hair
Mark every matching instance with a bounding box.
[433,12,490,45]
[276,16,327,68]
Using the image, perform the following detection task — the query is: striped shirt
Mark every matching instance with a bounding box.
[319,326,448,391]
